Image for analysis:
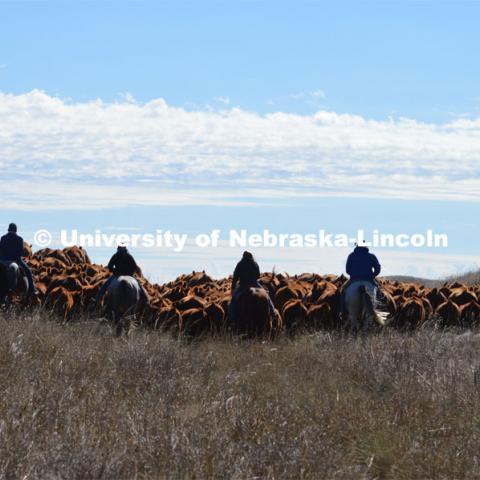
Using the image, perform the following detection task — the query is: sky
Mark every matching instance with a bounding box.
[1,0,479,282]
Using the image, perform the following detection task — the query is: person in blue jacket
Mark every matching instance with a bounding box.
[0,223,37,297]
[346,244,381,283]
[341,242,381,317]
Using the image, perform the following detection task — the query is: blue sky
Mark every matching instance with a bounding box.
[1,0,479,281]
[2,0,480,120]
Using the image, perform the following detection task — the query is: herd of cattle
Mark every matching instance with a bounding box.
[4,245,480,336]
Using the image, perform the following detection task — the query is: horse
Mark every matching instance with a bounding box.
[103,276,147,336]
[0,261,28,307]
[344,280,387,334]
[232,286,276,338]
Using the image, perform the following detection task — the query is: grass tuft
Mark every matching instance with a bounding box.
[0,310,479,478]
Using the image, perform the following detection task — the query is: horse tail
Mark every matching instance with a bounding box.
[359,285,385,326]
[118,278,131,312]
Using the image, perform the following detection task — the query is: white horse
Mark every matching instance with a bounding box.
[344,280,387,334]
[103,276,147,336]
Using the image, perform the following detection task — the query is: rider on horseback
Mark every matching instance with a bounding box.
[341,242,381,318]
[228,251,277,325]
[92,245,150,308]
[0,223,37,297]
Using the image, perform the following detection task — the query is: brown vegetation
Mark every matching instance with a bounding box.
[1,310,480,478]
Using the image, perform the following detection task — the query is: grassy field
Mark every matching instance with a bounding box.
[1,310,480,479]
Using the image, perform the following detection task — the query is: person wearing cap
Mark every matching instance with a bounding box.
[340,242,381,319]
[228,251,277,326]
[0,223,37,297]
[92,245,149,307]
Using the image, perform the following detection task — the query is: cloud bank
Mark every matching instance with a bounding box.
[2,89,480,209]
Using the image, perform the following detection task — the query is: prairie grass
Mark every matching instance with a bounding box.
[1,309,480,479]
[446,269,480,286]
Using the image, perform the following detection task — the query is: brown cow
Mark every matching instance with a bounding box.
[307,281,337,305]
[380,290,397,316]
[63,246,91,265]
[437,300,462,328]
[307,302,335,330]
[449,288,478,307]
[23,241,33,259]
[282,299,308,332]
[180,308,211,336]
[46,275,83,296]
[176,294,206,312]
[460,301,480,327]
[426,288,447,311]
[36,282,48,300]
[45,286,77,321]
[273,285,298,312]
[186,271,213,287]
[439,286,452,298]
[393,297,426,330]
[402,284,422,298]
[205,302,225,332]
[41,257,69,270]
[155,306,182,333]
[420,297,433,319]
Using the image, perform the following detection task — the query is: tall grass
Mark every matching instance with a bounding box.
[446,269,480,286]
[1,310,480,479]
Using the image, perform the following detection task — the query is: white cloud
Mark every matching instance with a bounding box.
[310,89,326,99]
[118,92,136,104]
[284,89,326,102]
[213,96,230,105]
[1,89,480,209]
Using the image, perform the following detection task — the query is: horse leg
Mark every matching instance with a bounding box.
[5,295,11,309]
[113,311,122,337]
[362,286,378,333]
[348,311,359,335]
[362,311,372,334]
[116,322,123,337]
[125,315,133,337]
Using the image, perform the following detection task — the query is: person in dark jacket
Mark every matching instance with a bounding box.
[341,243,381,318]
[92,245,149,307]
[228,251,277,325]
[346,244,381,282]
[0,223,37,296]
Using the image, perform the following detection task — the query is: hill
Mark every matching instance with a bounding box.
[381,275,442,288]
[444,269,480,286]
[383,268,480,288]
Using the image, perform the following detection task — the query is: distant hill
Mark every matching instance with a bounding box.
[381,275,442,288]
[383,269,480,287]
[444,269,480,286]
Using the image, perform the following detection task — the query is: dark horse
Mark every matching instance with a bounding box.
[233,286,278,338]
[0,261,28,307]
[103,276,147,336]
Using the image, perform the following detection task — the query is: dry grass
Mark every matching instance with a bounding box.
[446,269,480,287]
[1,310,480,479]
[385,269,480,287]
